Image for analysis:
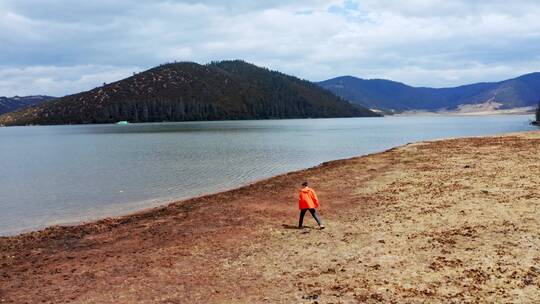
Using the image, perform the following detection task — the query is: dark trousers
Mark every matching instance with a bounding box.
[299,208,322,227]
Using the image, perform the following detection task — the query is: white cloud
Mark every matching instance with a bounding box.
[1,0,540,96]
[0,65,137,96]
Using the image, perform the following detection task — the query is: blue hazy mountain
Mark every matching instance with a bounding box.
[0,95,55,115]
[319,73,540,111]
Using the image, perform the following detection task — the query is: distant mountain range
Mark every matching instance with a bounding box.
[0,60,377,126]
[0,96,55,115]
[319,73,540,112]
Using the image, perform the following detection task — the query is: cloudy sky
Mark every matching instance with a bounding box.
[1,0,540,96]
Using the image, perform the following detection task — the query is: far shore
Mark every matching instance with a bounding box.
[395,107,535,116]
[1,130,539,303]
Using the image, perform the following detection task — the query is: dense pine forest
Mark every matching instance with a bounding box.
[0,60,378,126]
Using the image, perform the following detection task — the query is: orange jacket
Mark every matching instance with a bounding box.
[298,187,319,209]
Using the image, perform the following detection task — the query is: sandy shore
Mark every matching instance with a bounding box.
[1,130,539,303]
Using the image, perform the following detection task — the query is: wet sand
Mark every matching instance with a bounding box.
[1,131,539,303]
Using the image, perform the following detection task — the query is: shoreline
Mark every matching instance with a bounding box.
[2,129,533,238]
[1,130,539,303]
[395,109,535,116]
[0,142,402,238]
[0,114,383,128]
[0,111,532,129]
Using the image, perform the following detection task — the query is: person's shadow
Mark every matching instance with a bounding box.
[282,224,314,230]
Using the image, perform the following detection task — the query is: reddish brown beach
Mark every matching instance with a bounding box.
[1,131,539,303]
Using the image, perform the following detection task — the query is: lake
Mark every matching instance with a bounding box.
[0,115,536,235]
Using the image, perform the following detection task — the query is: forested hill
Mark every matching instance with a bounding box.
[0,61,378,126]
[319,73,540,112]
[0,96,55,115]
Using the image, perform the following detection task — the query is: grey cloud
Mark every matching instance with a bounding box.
[360,0,540,17]
[0,65,137,97]
[0,0,539,96]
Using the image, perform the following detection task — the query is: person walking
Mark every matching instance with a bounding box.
[298,181,324,229]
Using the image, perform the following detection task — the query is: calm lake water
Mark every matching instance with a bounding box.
[0,115,536,235]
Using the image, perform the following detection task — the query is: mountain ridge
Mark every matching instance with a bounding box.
[0,95,55,115]
[319,72,540,112]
